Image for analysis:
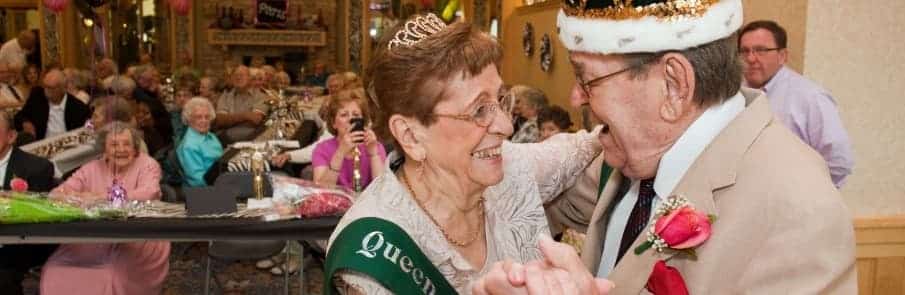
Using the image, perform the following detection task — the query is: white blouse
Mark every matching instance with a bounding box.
[327,129,601,294]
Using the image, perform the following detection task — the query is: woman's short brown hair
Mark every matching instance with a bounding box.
[365,16,502,148]
[320,88,371,135]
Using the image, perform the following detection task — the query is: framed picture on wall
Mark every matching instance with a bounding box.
[523,22,534,57]
[540,33,552,72]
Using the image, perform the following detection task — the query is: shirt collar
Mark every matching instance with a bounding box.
[761,65,790,94]
[0,148,12,167]
[50,94,68,109]
[652,91,746,198]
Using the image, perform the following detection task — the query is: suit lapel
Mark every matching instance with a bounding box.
[581,166,624,271]
[606,89,775,293]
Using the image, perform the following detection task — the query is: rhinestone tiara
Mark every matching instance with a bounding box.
[387,13,448,50]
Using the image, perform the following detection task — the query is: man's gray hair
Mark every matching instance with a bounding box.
[182,97,216,124]
[95,121,143,154]
[109,75,136,97]
[511,85,549,109]
[623,35,742,107]
[133,65,156,80]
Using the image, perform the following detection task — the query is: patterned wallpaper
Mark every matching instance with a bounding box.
[804,0,905,216]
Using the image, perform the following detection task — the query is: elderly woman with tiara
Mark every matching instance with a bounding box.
[324,14,611,294]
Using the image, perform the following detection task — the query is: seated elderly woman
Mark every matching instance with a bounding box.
[509,85,549,143]
[177,97,223,187]
[310,88,386,191]
[324,15,602,294]
[169,79,198,143]
[89,96,135,129]
[41,122,169,295]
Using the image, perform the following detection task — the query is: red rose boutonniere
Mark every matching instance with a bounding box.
[636,195,716,295]
[635,195,716,257]
[10,176,28,192]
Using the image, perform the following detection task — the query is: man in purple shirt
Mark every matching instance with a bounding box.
[739,20,854,187]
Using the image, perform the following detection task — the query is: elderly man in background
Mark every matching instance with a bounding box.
[14,68,90,141]
[739,20,854,187]
[304,62,329,88]
[476,1,856,294]
[96,58,118,90]
[214,65,270,144]
[509,84,549,143]
[62,68,91,104]
[0,30,36,71]
[0,111,56,295]
[132,65,173,145]
[0,61,25,107]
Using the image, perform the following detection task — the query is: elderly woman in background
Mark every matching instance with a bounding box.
[63,68,90,104]
[310,88,385,191]
[170,80,197,143]
[177,97,222,187]
[90,96,135,129]
[509,84,549,143]
[324,73,344,95]
[42,122,169,295]
[15,64,39,99]
[274,71,291,89]
[325,15,603,294]
[109,75,136,100]
[198,76,220,106]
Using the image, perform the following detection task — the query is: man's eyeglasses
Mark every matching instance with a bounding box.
[738,47,783,57]
[576,57,657,99]
[431,93,514,127]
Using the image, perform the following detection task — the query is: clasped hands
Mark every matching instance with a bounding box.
[472,235,614,295]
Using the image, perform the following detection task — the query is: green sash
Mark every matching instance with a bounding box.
[597,163,614,200]
[324,217,458,295]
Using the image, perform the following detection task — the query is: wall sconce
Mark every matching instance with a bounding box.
[83,17,95,28]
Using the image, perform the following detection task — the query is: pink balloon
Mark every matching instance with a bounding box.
[43,0,70,13]
[169,0,191,16]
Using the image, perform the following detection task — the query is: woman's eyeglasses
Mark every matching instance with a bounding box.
[431,93,514,127]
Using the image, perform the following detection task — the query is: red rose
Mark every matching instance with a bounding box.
[654,206,712,249]
[646,260,689,295]
[10,177,28,192]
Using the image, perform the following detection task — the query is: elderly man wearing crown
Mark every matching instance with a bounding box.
[473,1,857,294]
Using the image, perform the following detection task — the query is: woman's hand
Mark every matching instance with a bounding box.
[364,128,381,155]
[271,153,290,168]
[338,130,367,155]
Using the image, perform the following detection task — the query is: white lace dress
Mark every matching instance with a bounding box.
[327,129,601,294]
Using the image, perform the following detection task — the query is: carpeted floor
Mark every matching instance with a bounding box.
[23,242,326,295]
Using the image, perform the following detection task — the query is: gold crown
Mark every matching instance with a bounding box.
[388,14,447,50]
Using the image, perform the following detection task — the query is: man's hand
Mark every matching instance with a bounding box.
[22,121,36,136]
[471,235,614,295]
[246,112,265,125]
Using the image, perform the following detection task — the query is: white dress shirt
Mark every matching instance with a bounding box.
[596,92,746,278]
[0,39,28,69]
[46,94,68,138]
[0,148,13,188]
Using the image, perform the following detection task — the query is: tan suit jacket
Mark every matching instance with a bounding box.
[550,89,857,294]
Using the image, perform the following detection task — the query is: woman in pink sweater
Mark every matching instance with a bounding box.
[41,122,169,295]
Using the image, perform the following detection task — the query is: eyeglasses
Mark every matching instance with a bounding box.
[576,58,657,99]
[431,93,514,127]
[738,47,783,57]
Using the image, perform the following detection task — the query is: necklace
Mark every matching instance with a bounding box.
[399,170,485,247]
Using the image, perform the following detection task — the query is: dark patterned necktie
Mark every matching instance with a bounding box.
[616,178,656,264]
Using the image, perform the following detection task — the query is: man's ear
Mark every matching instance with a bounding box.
[659,53,696,122]
[388,114,426,161]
